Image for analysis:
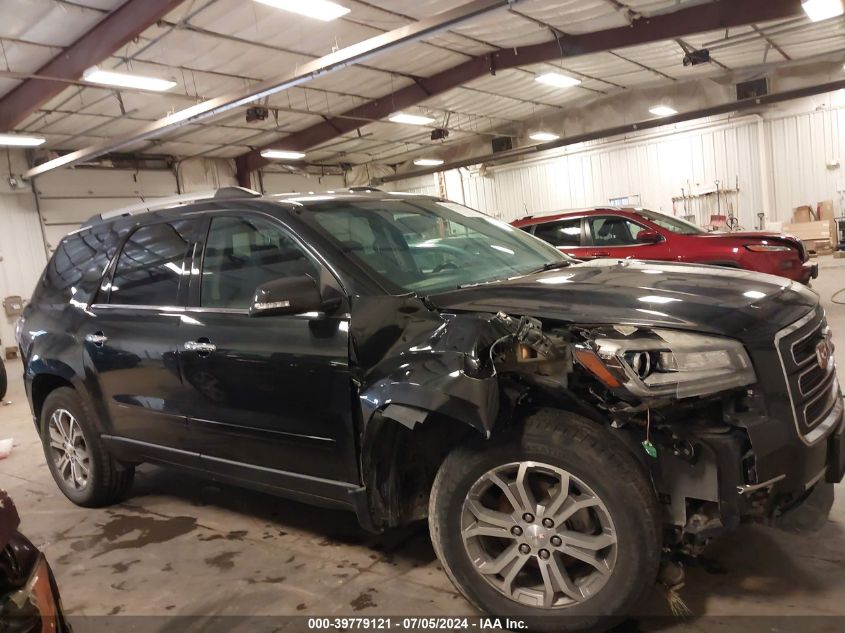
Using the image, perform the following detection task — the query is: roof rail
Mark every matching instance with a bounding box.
[93,186,261,222]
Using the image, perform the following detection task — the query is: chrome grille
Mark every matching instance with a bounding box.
[775,308,839,444]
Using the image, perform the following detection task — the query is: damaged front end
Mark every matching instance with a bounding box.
[352,295,842,554]
[352,296,566,529]
[567,323,841,551]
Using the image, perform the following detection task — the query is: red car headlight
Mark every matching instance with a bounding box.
[745,244,793,253]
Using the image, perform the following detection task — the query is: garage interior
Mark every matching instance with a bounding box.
[1,0,845,628]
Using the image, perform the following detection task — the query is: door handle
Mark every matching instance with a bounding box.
[184,339,216,355]
[85,332,108,347]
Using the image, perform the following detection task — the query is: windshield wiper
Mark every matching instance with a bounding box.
[530,260,572,274]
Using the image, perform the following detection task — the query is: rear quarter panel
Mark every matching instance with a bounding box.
[17,222,129,431]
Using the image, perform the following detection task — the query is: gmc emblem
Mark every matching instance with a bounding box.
[816,338,833,371]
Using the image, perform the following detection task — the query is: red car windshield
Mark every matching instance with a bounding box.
[632,209,704,235]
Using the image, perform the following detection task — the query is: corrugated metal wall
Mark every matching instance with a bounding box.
[390,95,845,229]
[0,193,46,353]
[384,173,440,197]
[768,104,845,218]
[402,117,767,228]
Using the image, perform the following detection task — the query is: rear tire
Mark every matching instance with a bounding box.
[429,409,661,632]
[0,361,6,400]
[40,387,134,507]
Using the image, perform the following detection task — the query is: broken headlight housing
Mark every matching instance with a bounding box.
[585,328,756,399]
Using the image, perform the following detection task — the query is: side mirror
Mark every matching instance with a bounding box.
[249,276,330,317]
[636,230,663,244]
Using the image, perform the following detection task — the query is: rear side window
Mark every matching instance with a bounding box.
[109,221,194,306]
[201,216,318,309]
[588,216,646,246]
[534,218,582,247]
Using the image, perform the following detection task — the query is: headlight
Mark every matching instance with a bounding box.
[580,328,756,399]
[745,244,792,252]
[2,556,61,633]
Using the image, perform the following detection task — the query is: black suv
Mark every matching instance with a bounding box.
[16,188,845,631]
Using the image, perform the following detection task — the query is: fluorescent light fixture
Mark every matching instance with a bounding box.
[649,105,678,117]
[389,112,435,125]
[0,134,46,147]
[529,131,560,142]
[535,72,582,88]
[413,158,444,166]
[743,290,767,300]
[801,0,844,22]
[261,149,306,160]
[83,66,176,91]
[253,0,350,21]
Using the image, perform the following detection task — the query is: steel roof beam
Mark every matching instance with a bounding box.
[237,0,805,176]
[0,0,186,132]
[24,0,513,179]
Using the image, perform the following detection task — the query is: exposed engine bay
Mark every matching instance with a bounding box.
[353,296,836,564]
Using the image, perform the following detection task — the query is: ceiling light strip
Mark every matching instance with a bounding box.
[24,0,512,179]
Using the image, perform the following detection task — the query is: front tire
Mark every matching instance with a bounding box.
[40,387,134,507]
[429,409,661,632]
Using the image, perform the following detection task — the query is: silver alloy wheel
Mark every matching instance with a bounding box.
[47,408,91,491]
[460,461,617,609]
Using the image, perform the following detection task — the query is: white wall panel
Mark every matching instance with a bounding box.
[384,174,439,197]
[260,172,346,194]
[389,95,845,230]
[769,107,845,219]
[0,193,46,352]
[448,118,764,229]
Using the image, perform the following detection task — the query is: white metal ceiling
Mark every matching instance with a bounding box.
[1,0,843,168]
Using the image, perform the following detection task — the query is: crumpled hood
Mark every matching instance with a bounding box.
[430,259,818,342]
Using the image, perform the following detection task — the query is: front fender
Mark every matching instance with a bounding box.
[359,353,499,437]
[351,295,510,439]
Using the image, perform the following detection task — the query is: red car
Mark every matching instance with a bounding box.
[513,207,818,284]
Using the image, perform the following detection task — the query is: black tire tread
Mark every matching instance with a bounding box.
[429,408,662,632]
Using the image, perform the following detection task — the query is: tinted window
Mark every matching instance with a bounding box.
[534,218,582,247]
[306,199,567,295]
[44,224,124,304]
[588,216,647,246]
[632,209,703,235]
[201,216,318,309]
[109,221,193,306]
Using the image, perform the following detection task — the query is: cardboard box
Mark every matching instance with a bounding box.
[818,200,835,222]
[792,205,814,223]
[783,220,837,246]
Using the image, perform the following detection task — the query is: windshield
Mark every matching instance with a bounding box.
[632,209,704,235]
[303,198,568,294]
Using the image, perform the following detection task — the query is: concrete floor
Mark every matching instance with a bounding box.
[2,258,845,631]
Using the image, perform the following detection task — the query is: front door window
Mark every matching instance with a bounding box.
[201,217,319,309]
